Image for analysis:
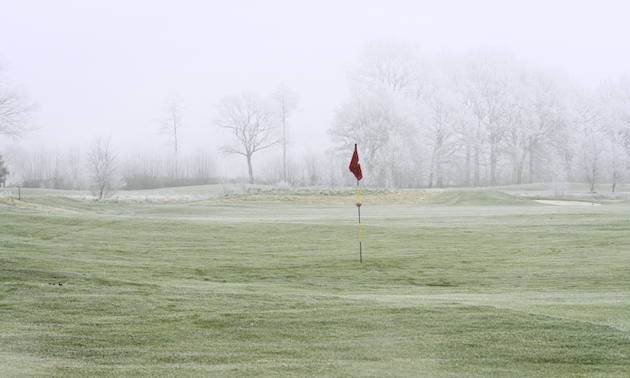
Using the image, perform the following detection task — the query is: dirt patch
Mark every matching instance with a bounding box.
[204,188,444,205]
[0,196,70,212]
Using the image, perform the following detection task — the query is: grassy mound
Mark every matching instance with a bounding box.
[2,188,539,207]
[213,188,538,206]
[429,189,537,206]
[0,196,72,212]
[210,188,443,205]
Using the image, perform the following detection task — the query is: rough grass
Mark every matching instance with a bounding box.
[1,191,629,377]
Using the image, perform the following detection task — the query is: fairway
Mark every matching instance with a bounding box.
[1,190,630,377]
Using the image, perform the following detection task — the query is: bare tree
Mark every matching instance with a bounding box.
[461,47,523,186]
[0,153,8,187]
[598,77,630,192]
[258,155,287,185]
[159,93,184,180]
[271,84,300,183]
[213,92,278,183]
[2,145,85,190]
[615,76,630,157]
[0,60,37,139]
[14,146,51,188]
[578,127,608,193]
[324,148,344,189]
[64,148,85,190]
[329,42,630,190]
[521,68,572,184]
[332,42,448,188]
[86,136,118,200]
[349,41,425,98]
[302,150,323,186]
[328,94,393,181]
[189,148,217,184]
[574,90,606,193]
[120,150,169,190]
[418,73,462,188]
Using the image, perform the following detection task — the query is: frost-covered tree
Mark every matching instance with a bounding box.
[329,42,423,187]
[598,76,630,192]
[522,68,572,184]
[417,63,462,188]
[86,136,118,200]
[159,93,184,180]
[348,41,425,98]
[460,47,524,186]
[0,59,37,140]
[271,84,300,183]
[329,94,392,178]
[573,90,607,193]
[188,148,217,184]
[329,41,630,190]
[0,153,9,187]
[214,92,278,184]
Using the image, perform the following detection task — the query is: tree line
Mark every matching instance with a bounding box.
[2,43,630,197]
[328,42,630,192]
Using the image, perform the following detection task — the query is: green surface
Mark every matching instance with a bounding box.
[1,191,629,377]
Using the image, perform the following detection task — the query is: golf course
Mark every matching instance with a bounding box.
[1,186,629,377]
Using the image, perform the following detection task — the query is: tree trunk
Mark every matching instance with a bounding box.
[590,155,598,193]
[528,139,536,184]
[516,159,524,185]
[174,131,178,180]
[246,154,254,184]
[612,156,617,193]
[490,144,497,186]
[283,124,287,183]
[465,142,471,187]
[428,149,437,188]
[474,145,480,187]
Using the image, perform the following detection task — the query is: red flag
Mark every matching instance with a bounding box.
[349,144,363,181]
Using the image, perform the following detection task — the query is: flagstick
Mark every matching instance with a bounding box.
[357,179,362,263]
[349,143,363,264]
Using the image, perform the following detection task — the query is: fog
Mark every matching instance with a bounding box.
[1,0,629,190]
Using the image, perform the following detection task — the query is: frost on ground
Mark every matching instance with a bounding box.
[74,193,216,204]
[1,188,442,206]
[534,200,603,206]
[206,188,443,205]
[1,186,627,206]
[0,196,70,212]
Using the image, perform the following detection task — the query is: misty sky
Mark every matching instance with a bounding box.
[1,0,629,159]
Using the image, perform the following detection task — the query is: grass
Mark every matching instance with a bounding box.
[1,190,630,377]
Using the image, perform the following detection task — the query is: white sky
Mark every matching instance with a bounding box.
[1,0,629,160]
